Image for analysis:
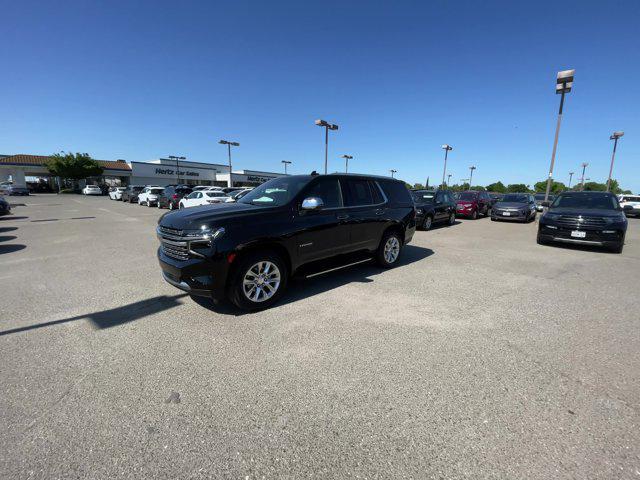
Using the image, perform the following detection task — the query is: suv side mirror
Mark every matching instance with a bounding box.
[301,197,324,210]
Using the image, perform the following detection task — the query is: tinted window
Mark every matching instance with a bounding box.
[458,192,477,201]
[239,175,311,207]
[435,191,444,203]
[412,190,435,203]
[501,194,528,203]
[176,188,192,195]
[304,178,342,208]
[344,179,374,206]
[551,193,619,210]
[379,180,411,205]
[370,182,384,204]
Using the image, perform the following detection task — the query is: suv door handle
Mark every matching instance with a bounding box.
[337,214,349,220]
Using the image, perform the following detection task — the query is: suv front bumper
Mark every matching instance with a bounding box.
[158,248,230,299]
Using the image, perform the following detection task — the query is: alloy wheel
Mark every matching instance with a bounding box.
[424,216,432,230]
[384,236,400,263]
[242,261,281,303]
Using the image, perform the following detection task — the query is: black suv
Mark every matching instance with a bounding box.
[158,185,193,210]
[121,185,145,203]
[156,174,416,310]
[411,189,456,230]
[538,191,627,253]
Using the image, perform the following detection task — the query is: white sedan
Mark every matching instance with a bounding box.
[138,187,165,206]
[179,190,229,208]
[108,186,127,200]
[82,185,102,195]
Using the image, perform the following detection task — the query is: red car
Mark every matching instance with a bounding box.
[455,190,493,219]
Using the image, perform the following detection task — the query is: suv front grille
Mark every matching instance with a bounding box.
[556,215,606,229]
[160,238,190,261]
[159,226,183,236]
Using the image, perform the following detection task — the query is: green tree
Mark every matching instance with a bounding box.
[533,180,566,194]
[46,152,103,191]
[413,183,424,189]
[582,181,607,191]
[470,185,486,191]
[485,181,506,193]
[506,183,530,193]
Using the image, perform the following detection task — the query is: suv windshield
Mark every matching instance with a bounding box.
[239,176,311,206]
[551,193,619,210]
[458,192,477,201]
[501,194,528,203]
[412,190,435,203]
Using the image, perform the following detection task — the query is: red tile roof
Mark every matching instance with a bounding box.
[0,154,132,171]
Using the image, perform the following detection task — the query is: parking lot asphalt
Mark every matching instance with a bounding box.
[1,194,639,479]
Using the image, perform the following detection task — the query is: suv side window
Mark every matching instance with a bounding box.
[343,179,374,207]
[379,180,412,206]
[435,191,444,203]
[370,182,384,204]
[304,178,342,208]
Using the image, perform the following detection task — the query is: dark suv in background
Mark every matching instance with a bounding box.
[156,174,416,310]
[121,185,145,203]
[538,191,627,253]
[158,185,193,210]
[411,189,456,230]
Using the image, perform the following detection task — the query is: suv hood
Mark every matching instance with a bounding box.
[159,202,278,230]
[547,207,623,218]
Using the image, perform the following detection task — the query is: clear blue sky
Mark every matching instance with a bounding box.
[1,0,638,191]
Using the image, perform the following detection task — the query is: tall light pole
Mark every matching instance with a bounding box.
[469,166,476,187]
[447,173,452,186]
[607,131,624,192]
[579,162,589,191]
[544,69,575,203]
[168,155,186,184]
[218,140,240,187]
[315,119,339,174]
[441,144,453,187]
[281,160,292,175]
[568,171,574,189]
[341,154,352,173]
[390,169,397,178]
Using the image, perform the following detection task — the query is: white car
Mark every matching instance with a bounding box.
[179,190,229,208]
[82,185,102,195]
[108,186,127,200]
[619,194,640,218]
[138,187,165,207]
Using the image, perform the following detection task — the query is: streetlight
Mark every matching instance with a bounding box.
[447,173,452,186]
[568,171,574,189]
[441,144,453,187]
[579,162,589,191]
[218,140,240,187]
[544,69,575,203]
[281,160,292,175]
[607,131,624,192]
[390,169,397,178]
[168,156,186,184]
[315,119,339,174]
[469,165,476,186]
[341,154,353,173]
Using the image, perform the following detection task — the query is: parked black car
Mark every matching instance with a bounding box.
[538,191,627,253]
[156,174,416,310]
[157,185,193,210]
[121,185,145,203]
[0,196,11,216]
[411,189,456,230]
[534,193,555,212]
[491,193,537,222]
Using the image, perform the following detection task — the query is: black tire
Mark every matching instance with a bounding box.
[610,242,624,254]
[491,217,496,222]
[169,202,174,210]
[422,215,433,231]
[471,209,478,220]
[229,251,288,311]
[447,212,456,226]
[536,232,548,245]
[146,200,151,207]
[485,207,491,217]
[375,230,403,268]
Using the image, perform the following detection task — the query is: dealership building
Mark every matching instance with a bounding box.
[0,154,284,189]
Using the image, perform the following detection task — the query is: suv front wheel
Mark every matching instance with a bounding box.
[376,231,403,268]
[230,252,288,311]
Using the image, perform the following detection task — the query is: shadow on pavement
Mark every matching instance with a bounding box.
[0,294,189,337]
[0,227,18,233]
[0,235,17,243]
[0,216,28,221]
[0,244,26,255]
[192,245,435,315]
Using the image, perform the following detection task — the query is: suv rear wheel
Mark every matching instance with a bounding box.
[230,252,288,310]
[422,215,433,231]
[376,231,403,268]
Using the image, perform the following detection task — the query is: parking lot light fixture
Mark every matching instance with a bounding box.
[341,154,353,173]
[568,171,574,189]
[168,156,186,184]
[315,119,339,174]
[447,174,452,186]
[607,131,624,192]
[390,169,397,178]
[218,140,240,187]
[545,69,575,203]
[469,166,476,187]
[579,162,589,191]
[281,160,292,175]
[441,144,453,187]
